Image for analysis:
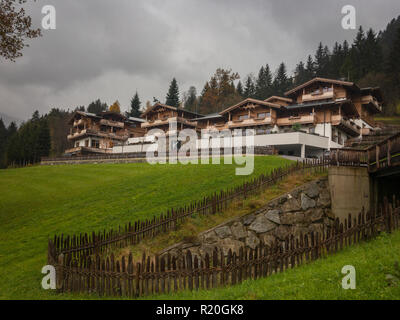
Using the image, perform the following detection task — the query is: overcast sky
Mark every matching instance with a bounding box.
[1,0,399,120]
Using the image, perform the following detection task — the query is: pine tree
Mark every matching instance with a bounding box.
[165,78,180,108]
[294,61,308,85]
[273,63,291,96]
[87,99,108,114]
[243,75,256,98]
[127,92,142,118]
[37,117,51,161]
[184,86,198,112]
[236,81,244,97]
[0,118,7,168]
[305,55,315,80]
[386,26,400,92]
[364,28,383,73]
[255,64,273,99]
[330,42,343,79]
[314,42,330,77]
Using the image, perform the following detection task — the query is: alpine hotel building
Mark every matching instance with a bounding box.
[66,78,383,158]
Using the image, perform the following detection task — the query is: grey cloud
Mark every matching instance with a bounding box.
[0,0,399,119]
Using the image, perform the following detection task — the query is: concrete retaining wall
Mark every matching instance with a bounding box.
[328,166,370,221]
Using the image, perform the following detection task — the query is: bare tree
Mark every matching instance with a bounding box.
[0,0,41,61]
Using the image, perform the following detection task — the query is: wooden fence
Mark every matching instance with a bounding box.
[51,197,399,298]
[330,132,400,172]
[48,159,329,264]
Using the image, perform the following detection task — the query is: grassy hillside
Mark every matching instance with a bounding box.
[143,231,400,300]
[0,156,291,299]
[375,116,400,126]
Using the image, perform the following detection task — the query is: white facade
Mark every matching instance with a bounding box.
[112,131,344,158]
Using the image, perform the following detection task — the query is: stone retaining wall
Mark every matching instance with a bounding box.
[160,177,333,258]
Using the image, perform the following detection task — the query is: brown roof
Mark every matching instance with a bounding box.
[284,77,357,97]
[68,110,100,124]
[219,98,281,115]
[264,96,293,103]
[360,87,383,102]
[141,103,203,118]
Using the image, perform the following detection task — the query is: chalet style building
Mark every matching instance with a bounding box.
[65,78,383,158]
[141,103,202,134]
[65,111,145,155]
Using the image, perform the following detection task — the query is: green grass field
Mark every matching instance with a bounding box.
[375,116,400,126]
[142,231,400,300]
[0,156,291,299]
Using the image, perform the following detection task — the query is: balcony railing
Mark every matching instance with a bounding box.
[361,95,382,112]
[331,115,360,136]
[302,91,335,102]
[67,128,128,141]
[100,119,124,128]
[276,114,315,126]
[142,117,197,128]
[227,117,273,128]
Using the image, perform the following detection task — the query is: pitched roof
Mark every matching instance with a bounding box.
[68,110,101,124]
[219,98,281,115]
[284,77,357,97]
[141,103,203,118]
[264,96,293,103]
[360,87,383,102]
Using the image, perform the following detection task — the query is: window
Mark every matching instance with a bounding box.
[239,114,249,121]
[311,88,321,95]
[258,112,270,119]
[323,87,331,93]
[91,140,100,148]
[85,139,89,147]
[75,142,80,148]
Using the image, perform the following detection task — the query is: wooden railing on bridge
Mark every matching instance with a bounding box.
[330,132,400,173]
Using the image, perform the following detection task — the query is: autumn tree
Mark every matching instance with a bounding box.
[109,101,121,113]
[198,68,241,114]
[0,0,41,61]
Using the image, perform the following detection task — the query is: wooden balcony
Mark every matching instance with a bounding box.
[276,115,315,126]
[67,128,128,141]
[361,95,382,113]
[227,117,273,128]
[100,119,124,128]
[302,91,335,103]
[64,146,111,155]
[73,119,85,127]
[142,117,197,128]
[331,115,360,137]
